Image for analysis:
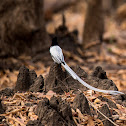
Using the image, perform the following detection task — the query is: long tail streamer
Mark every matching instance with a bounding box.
[62,62,124,95]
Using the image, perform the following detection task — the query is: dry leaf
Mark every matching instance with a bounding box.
[94,98,101,104]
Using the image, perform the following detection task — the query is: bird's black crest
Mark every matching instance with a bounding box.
[51,37,58,46]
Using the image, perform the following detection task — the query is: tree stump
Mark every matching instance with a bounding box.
[82,0,104,48]
[0,0,50,57]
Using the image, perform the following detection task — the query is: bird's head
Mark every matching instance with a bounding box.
[51,37,58,46]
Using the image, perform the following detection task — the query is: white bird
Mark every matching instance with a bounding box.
[50,37,124,95]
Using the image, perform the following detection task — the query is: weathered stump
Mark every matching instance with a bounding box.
[83,0,104,47]
[0,0,50,56]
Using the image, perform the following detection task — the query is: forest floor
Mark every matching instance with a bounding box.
[0,1,126,126]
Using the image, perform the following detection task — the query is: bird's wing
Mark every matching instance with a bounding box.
[50,46,63,64]
[56,46,65,63]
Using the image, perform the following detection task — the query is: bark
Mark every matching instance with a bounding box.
[82,0,104,48]
[0,0,50,57]
[102,0,112,13]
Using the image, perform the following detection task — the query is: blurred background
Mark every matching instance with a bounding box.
[0,0,126,92]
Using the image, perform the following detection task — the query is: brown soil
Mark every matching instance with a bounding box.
[114,94,126,107]
[0,99,4,114]
[29,75,44,93]
[98,95,118,109]
[98,104,114,126]
[0,88,14,97]
[73,93,91,115]
[14,66,37,92]
[34,96,76,126]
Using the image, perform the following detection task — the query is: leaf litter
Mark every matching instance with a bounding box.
[0,1,126,126]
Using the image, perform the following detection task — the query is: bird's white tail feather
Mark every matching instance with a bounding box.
[61,62,77,80]
[77,76,124,95]
[62,62,124,95]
